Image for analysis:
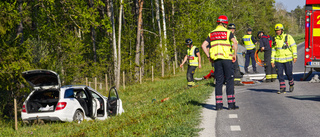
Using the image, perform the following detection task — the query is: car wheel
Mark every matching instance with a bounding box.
[73,110,84,123]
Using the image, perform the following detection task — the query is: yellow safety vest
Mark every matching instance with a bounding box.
[271,33,297,63]
[187,46,199,66]
[208,26,233,60]
[231,35,238,54]
[242,35,255,50]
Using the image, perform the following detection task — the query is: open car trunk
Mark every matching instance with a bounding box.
[26,89,60,113]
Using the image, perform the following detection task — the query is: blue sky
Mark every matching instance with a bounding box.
[275,0,305,11]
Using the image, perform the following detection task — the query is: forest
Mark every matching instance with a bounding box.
[0,0,304,119]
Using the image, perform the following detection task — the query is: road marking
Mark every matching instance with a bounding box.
[230,125,241,131]
[229,114,238,118]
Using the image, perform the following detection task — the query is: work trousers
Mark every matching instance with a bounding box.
[264,50,277,81]
[245,49,256,72]
[214,59,235,107]
[275,61,294,90]
[234,59,242,83]
[187,65,197,86]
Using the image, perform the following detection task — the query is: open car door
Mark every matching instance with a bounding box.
[84,87,98,119]
[107,87,123,116]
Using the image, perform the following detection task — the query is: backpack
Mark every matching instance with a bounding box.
[261,35,272,48]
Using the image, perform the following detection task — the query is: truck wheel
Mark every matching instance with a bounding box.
[73,110,84,123]
[314,68,320,72]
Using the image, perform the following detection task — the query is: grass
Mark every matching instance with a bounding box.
[0,63,215,136]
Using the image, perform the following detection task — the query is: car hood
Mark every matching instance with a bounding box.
[22,69,61,89]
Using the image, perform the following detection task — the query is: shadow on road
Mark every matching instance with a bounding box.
[286,72,320,81]
[286,95,320,102]
[247,88,278,93]
[187,100,216,110]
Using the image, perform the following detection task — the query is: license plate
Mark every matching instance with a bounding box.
[310,61,320,66]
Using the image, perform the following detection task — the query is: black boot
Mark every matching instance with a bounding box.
[277,88,286,94]
[216,104,223,111]
[228,103,239,110]
[289,85,294,92]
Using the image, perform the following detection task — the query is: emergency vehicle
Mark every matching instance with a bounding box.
[304,0,320,79]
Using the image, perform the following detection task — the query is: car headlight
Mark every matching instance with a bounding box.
[306,54,310,59]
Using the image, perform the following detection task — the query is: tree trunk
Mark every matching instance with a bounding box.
[116,0,124,89]
[151,0,155,30]
[141,25,145,77]
[172,1,178,68]
[17,0,23,45]
[134,0,144,81]
[89,0,97,63]
[155,0,164,77]
[108,0,118,86]
[160,0,168,61]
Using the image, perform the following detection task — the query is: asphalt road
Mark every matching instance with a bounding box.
[199,42,320,137]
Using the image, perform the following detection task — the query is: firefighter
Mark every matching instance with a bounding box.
[180,38,201,87]
[201,15,239,110]
[228,23,244,86]
[271,23,297,94]
[243,28,258,73]
[257,31,277,82]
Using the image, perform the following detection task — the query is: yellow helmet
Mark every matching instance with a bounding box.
[274,23,284,30]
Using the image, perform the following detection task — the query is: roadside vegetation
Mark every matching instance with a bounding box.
[1,64,215,136]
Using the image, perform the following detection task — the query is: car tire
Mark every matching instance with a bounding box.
[73,110,84,124]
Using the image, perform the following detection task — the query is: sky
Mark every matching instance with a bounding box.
[275,0,306,11]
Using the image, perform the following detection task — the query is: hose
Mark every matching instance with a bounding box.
[255,49,264,67]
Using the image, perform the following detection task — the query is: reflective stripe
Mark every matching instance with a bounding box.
[211,43,231,47]
[234,78,241,81]
[216,101,223,103]
[275,56,293,61]
[266,75,272,79]
[289,43,296,47]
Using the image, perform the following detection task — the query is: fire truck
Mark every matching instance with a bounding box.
[304,0,320,79]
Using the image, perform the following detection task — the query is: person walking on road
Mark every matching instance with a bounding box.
[271,23,297,94]
[243,28,258,73]
[257,31,277,82]
[180,38,201,87]
[201,15,239,110]
[228,23,244,86]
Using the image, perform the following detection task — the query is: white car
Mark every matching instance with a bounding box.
[21,69,124,123]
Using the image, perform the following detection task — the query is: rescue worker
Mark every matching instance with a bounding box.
[180,39,201,87]
[228,23,244,86]
[257,31,277,82]
[243,28,258,73]
[201,15,239,110]
[271,23,297,94]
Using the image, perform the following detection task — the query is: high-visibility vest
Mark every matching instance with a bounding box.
[271,33,297,63]
[242,35,255,50]
[208,26,233,60]
[231,35,238,54]
[187,46,199,66]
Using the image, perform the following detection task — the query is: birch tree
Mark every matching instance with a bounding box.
[134,0,144,81]
[155,0,164,77]
[116,0,124,89]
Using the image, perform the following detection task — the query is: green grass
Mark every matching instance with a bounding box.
[0,63,214,136]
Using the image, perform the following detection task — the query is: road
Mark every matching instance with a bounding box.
[199,42,320,137]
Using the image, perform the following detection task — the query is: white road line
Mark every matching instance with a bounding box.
[230,125,241,131]
[229,114,238,119]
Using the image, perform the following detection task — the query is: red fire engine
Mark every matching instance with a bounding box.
[304,0,320,79]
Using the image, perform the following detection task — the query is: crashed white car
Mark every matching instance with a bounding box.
[21,69,124,123]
